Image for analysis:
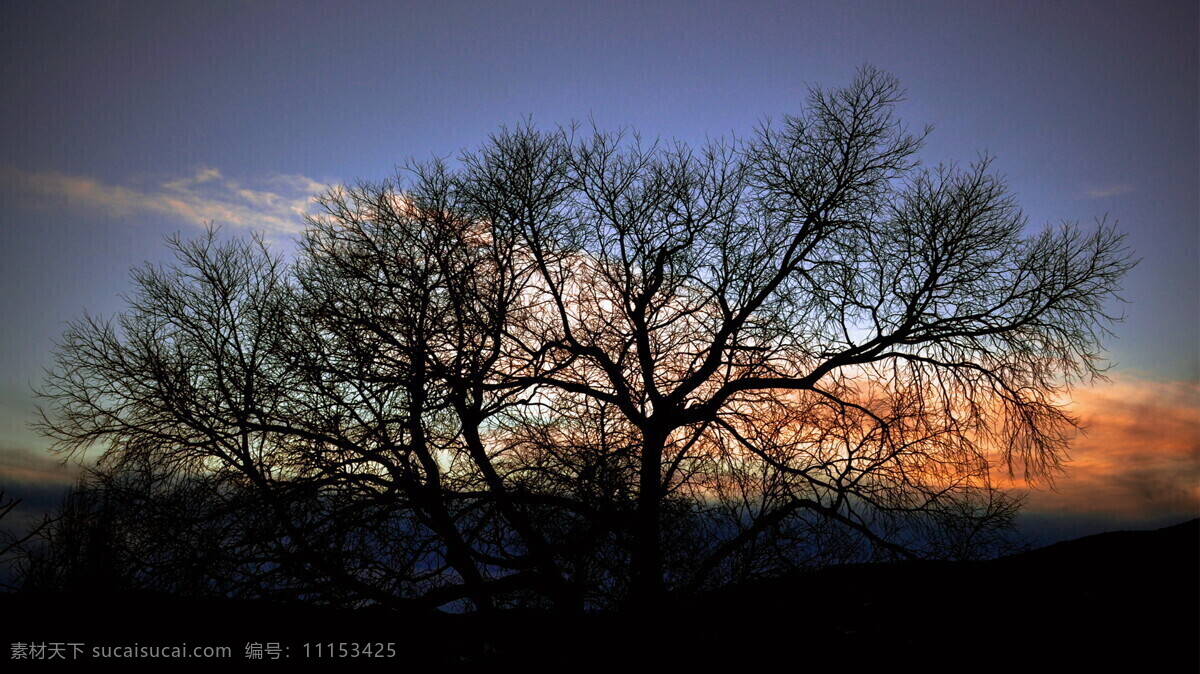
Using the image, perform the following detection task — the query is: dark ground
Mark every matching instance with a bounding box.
[4,519,1196,669]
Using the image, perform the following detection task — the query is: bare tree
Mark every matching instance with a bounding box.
[33,67,1133,611]
[446,67,1132,605]
[31,231,422,606]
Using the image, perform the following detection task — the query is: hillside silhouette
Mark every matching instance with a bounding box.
[5,519,1195,667]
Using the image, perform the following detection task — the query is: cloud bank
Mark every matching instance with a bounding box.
[1,165,326,235]
[1019,375,1200,522]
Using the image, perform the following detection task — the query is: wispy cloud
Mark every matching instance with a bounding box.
[1084,183,1134,199]
[1018,375,1200,521]
[0,165,327,235]
[0,446,81,489]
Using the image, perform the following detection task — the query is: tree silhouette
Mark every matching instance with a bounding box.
[0,489,31,585]
[33,67,1133,611]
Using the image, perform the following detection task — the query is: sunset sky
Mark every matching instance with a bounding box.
[1,0,1196,544]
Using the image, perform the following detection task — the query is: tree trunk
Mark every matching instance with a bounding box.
[630,424,666,610]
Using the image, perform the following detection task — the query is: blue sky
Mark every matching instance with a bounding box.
[1,0,1196,542]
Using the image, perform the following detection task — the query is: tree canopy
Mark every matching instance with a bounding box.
[33,67,1133,611]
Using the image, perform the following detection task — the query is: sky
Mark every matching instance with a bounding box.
[0,0,1196,545]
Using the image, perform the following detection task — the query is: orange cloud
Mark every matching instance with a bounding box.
[1016,374,1200,521]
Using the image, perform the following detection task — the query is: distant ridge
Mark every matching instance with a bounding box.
[1009,518,1199,564]
[673,518,1199,669]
